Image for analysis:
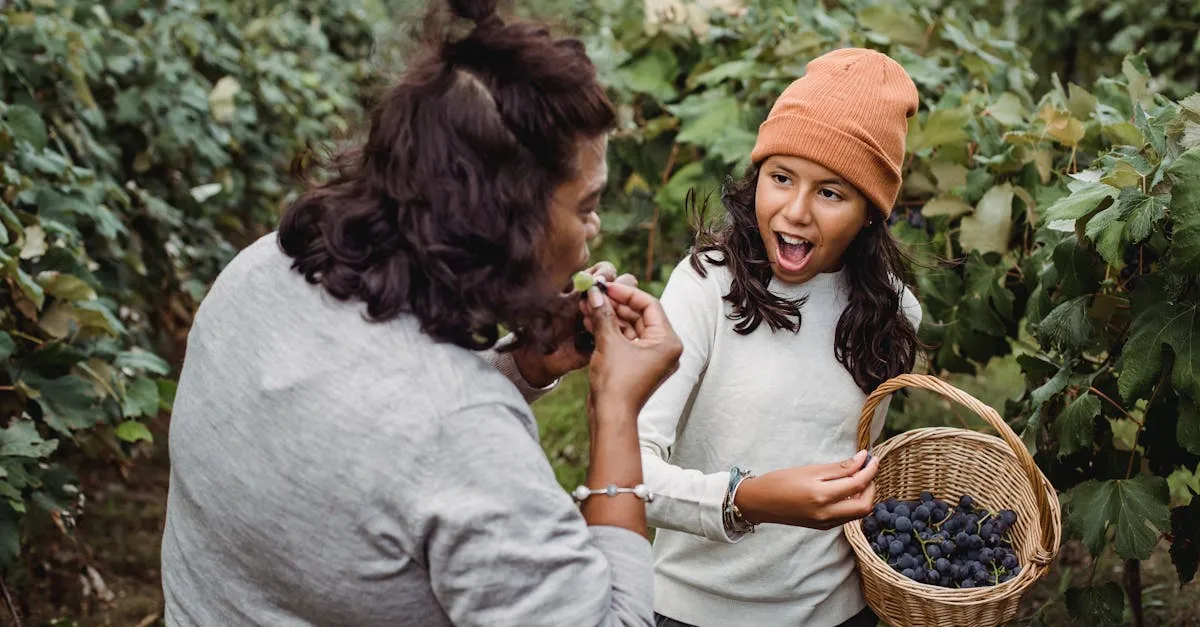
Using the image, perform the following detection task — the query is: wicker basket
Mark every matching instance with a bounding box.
[842,374,1062,627]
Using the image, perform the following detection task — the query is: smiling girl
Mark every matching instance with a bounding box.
[638,48,924,627]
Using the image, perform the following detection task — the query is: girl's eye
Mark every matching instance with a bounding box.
[819,188,843,201]
[772,173,791,185]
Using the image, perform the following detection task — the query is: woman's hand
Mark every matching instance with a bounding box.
[583,280,682,417]
[733,451,879,530]
[511,262,636,387]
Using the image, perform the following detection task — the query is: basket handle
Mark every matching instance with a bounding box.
[857,373,1056,565]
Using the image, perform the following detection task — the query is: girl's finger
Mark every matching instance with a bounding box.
[821,483,877,522]
[821,457,878,497]
[816,450,870,480]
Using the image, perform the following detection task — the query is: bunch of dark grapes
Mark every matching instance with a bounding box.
[861,492,1021,589]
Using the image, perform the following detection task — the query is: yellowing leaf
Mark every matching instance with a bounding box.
[1035,148,1054,184]
[209,76,241,124]
[914,107,971,151]
[114,421,153,444]
[986,92,1025,127]
[1039,105,1085,146]
[922,195,972,218]
[1067,83,1098,120]
[930,160,967,192]
[856,5,926,47]
[960,183,1014,254]
[1101,160,1141,189]
[19,225,46,260]
[37,272,97,302]
[37,302,77,340]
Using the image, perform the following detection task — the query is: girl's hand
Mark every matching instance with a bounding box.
[734,451,879,530]
[584,280,682,417]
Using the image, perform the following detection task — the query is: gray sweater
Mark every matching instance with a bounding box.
[160,234,653,626]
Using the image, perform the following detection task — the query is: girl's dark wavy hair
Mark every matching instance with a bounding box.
[688,165,920,395]
[277,0,615,351]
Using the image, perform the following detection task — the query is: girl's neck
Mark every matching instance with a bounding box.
[769,267,846,295]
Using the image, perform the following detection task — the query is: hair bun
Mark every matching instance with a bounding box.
[447,0,500,23]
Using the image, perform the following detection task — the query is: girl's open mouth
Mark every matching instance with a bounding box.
[775,232,815,273]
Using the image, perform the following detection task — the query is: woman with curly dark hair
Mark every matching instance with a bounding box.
[159,1,679,624]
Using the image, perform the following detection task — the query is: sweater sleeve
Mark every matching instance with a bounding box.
[419,402,653,627]
[637,262,741,543]
[479,334,560,405]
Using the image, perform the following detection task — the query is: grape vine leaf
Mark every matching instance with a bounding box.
[0,507,17,569]
[1170,500,1200,585]
[122,377,160,419]
[1056,393,1100,458]
[986,92,1025,127]
[855,4,925,47]
[1179,400,1200,456]
[1117,298,1200,402]
[0,332,13,361]
[1053,237,1102,299]
[1035,295,1093,350]
[1043,182,1119,229]
[1166,148,1200,273]
[0,422,58,458]
[960,183,1014,254]
[1065,584,1125,627]
[1116,188,1168,243]
[615,48,678,102]
[5,105,48,150]
[114,350,171,376]
[114,421,153,444]
[1065,476,1169,559]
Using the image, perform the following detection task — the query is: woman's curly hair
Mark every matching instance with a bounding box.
[277,0,615,351]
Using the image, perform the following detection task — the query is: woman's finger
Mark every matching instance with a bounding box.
[587,261,618,283]
[614,273,638,287]
[603,282,672,339]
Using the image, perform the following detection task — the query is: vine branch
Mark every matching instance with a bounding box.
[0,572,22,627]
[646,143,680,283]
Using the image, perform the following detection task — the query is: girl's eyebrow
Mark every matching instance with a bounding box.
[772,162,846,187]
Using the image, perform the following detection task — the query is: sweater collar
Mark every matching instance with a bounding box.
[768,267,847,298]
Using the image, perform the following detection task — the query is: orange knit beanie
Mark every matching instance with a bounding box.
[750,48,919,216]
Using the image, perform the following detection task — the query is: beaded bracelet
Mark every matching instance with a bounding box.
[723,466,758,535]
[571,483,654,504]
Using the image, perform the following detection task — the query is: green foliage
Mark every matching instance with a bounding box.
[0,0,377,570]
[1065,582,1126,626]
